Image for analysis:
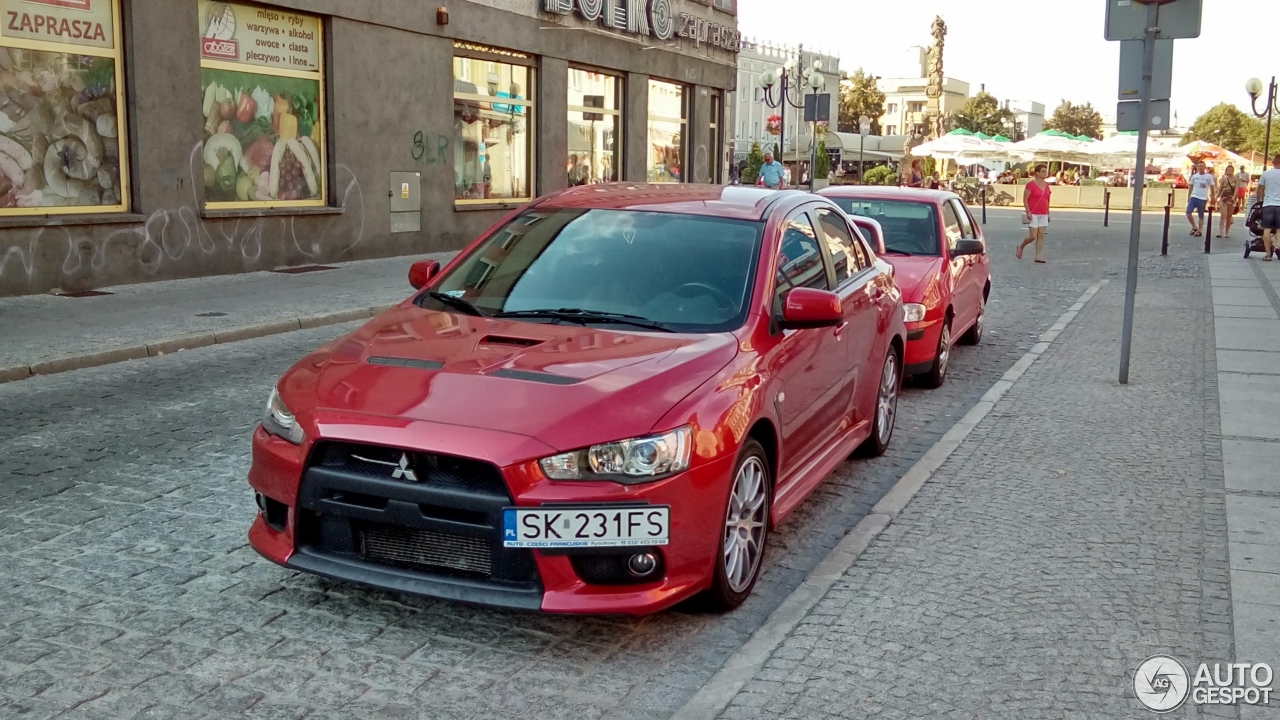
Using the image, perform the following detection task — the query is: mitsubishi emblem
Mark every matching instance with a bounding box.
[391,453,418,482]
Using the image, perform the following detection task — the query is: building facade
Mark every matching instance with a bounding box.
[878,76,970,138]
[1007,100,1045,138]
[731,40,837,166]
[0,0,739,296]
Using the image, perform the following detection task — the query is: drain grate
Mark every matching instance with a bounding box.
[272,265,337,274]
[195,312,227,317]
[59,290,113,297]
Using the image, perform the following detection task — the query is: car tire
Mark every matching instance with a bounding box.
[918,319,951,389]
[706,439,771,612]
[959,302,984,346]
[857,347,901,457]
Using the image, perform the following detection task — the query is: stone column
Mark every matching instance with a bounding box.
[688,86,713,183]
[624,73,649,182]
[538,57,569,196]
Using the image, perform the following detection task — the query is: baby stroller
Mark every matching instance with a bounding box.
[1244,199,1265,257]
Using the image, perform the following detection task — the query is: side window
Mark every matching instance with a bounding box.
[774,214,828,310]
[815,208,867,283]
[940,201,962,251]
[952,200,976,239]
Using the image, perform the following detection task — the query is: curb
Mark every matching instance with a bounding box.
[670,279,1109,720]
[0,304,392,385]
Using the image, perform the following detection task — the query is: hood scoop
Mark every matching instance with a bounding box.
[367,356,445,370]
[478,334,544,348]
[489,368,581,385]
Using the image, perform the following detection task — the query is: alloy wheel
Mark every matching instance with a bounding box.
[937,323,951,377]
[723,456,767,593]
[876,353,900,446]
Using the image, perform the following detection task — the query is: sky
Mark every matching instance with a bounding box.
[737,0,1280,129]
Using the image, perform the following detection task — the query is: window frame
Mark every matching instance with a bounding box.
[200,2,327,210]
[0,0,130,216]
[939,200,963,251]
[771,209,832,315]
[453,42,537,207]
[647,78,687,184]
[951,199,976,239]
[566,66,622,185]
[814,207,870,288]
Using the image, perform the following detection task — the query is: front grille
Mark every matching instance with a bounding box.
[357,522,491,578]
[314,442,509,497]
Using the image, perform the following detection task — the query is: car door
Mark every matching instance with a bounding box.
[955,198,989,307]
[938,200,973,332]
[814,206,881,427]
[766,209,848,476]
[949,198,984,331]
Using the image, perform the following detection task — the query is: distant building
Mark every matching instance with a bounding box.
[732,40,840,165]
[1007,100,1045,138]
[877,49,967,137]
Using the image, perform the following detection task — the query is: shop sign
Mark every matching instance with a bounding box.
[540,0,676,42]
[199,0,320,74]
[675,11,740,50]
[0,0,114,49]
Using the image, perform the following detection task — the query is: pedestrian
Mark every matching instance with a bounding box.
[1016,164,1051,263]
[1253,154,1280,261]
[1216,164,1239,238]
[1237,166,1251,216]
[1186,161,1215,237]
[759,150,786,189]
[906,159,924,188]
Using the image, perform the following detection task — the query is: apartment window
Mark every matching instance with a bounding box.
[908,101,925,113]
[0,0,128,215]
[648,80,685,183]
[713,0,734,10]
[885,125,896,136]
[567,68,620,185]
[453,45,535,203]
[887,103,898,114]
[200,1,325,208]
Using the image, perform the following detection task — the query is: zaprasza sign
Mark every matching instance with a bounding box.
[540,0,740,50]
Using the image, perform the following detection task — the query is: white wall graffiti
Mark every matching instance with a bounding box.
[0,140,365,291]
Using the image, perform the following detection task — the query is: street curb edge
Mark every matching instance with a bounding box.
[1,304,394,385]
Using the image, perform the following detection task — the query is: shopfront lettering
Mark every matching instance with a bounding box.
[5,11,106,42]
[199,0,319,73]
[676,12,739,50]
[540,0,679,42]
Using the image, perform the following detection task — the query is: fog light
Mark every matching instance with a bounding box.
[627,552,658,577]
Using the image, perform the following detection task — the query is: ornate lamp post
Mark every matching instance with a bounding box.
[1246,77,1279,167]
[804,64,825,191]
[759,46,823,181]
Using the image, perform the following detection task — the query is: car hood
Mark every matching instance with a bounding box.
[289,305,739,453]
[883,255,944,301]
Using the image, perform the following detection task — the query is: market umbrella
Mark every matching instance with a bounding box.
[910,133,1010,161]
[1083,133,1182,166]
[1007,132,1093,163]
[975,132,992,140]
[947,128,976,136]
[991,135,1011,143]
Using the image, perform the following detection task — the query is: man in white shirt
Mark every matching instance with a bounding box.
[1253,154,1280,261]
[1186,162,1216,238]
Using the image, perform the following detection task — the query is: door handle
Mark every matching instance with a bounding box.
[833,321,849,338]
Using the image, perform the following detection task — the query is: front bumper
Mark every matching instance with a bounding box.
[903,318,943,374]
[247,425,733,615]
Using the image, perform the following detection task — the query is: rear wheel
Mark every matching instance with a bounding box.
[706,439,771,612]
[918,319,951,389]
[858,348,901,457]
[959,300,984,346]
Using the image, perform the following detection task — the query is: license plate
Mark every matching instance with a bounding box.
[502,506,669,548]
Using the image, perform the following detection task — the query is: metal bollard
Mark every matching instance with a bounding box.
[1161,204,1170,256]
[1104,190,1110,227]
[981,184,987,225]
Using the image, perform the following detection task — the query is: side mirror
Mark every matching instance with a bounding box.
[952,239,985,257]
[409,260,441,290]
[780,288,843,329]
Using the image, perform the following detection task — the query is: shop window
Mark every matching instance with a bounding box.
[453,49,534,204]
[198,1,325,208]
[567,69,619,186]
[0,0,128,215]
[648,80,685,183]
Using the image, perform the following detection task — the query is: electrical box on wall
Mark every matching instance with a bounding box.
[389,172,421,233]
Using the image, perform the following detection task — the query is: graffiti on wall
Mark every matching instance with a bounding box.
[0,139,365,290]
[411,131,450,166]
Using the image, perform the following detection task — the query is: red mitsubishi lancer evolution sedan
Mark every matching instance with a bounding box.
[248,184,905,615]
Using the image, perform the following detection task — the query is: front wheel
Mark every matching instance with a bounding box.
[858,348,901,457]
[706,439,771,612]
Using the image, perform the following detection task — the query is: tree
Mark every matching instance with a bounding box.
[1182,103,1267,154]
[947,92,1017,137]
[741,142,764,185]
[863,166,897,185]
[815,141,831,180]
[1043,101,1104,139]
[838,69,885,136]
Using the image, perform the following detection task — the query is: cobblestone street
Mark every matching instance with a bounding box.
[0,210,1248,719]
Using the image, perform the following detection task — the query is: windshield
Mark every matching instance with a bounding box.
[421,209,764,333]
[828,198,941,256]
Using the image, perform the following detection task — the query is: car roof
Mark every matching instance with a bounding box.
[818,186,958,203]
[536,183,812,221]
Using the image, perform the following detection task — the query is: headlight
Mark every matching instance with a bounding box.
[903,303,927,323]
[540,426,692,484]
[263,387,305,445]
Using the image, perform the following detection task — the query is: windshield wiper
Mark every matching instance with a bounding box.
[883,248,914,256]
[495,308,674,332]
[424,291,490,317]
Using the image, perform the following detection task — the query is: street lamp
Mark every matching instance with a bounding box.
[804,64,825,191]
[759,46,823,185]
[1246,77,1279,168]
[858,115,871,184]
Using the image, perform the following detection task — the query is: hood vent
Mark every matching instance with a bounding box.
[367,356,445,370]
[479,335,543,347]
[490,368,580,385]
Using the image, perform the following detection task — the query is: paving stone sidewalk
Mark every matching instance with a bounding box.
[719,257,1246,718]
[0,253,453,369]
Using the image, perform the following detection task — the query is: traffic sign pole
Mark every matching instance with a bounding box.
[1118,0,1161,385]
